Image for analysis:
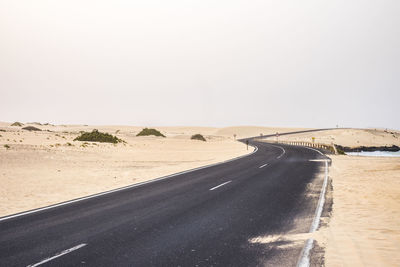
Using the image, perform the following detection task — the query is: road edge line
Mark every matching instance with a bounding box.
[296,158,329,267]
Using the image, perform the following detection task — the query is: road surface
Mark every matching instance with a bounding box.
[0,138,330,266]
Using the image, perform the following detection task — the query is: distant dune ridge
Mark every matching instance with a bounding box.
[261,128,400,148]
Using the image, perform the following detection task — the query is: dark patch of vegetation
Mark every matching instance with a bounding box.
[136,128,165,137]
[11,122,23,126]
[0,129,5,132]
[74,129,124,144]
[336,144,400,152]
[191,134,206,141]
[336,147,346,155]
[66,142,73,146]
[4,144,10,149]
[22,126,42,131]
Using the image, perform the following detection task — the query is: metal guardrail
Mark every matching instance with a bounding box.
[260,139,338,154]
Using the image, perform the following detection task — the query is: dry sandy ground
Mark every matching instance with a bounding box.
[320,155,400,267]
[262,128,400,147]
[0,122,264,217]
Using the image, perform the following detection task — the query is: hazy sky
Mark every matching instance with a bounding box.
[1,1,399,129]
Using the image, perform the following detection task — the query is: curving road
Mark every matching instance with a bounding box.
[0,137,330,266]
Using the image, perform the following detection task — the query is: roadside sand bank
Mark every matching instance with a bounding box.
[322,155,400,266]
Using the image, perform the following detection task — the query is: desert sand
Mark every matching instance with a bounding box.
[214,126,310,139]
[322,155,400,266]
[262,128,400,147]
[0,122,264,217]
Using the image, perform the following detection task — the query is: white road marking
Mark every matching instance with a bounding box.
[27,243,87,267]
[0,145,259,222]
[308,159,327,162]
[267,144,286,159]
[304,146,325,156]
[259,163,268,168]
[297,160,329,267]
[209,181,231,191]
[309,160,329,232]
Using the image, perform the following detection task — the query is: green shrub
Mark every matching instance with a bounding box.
[191,134,206,141]
[4,144,10,149]
[22,126,42,131]
[74,129,124,143]
[11,122,23,126]
[136,128,165,137]
[337,147,346,155]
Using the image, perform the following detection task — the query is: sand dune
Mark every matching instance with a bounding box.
[261,128,400,147]
[214,126,310,139]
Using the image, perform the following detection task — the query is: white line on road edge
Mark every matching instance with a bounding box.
[296,160,329,267]
[0,145,258,222]
[27,243,87,267]
[304,146,325,156]
[209,181,231,191]
[266,144,286,159]
[259,163,268,168]
[309,160,329,232]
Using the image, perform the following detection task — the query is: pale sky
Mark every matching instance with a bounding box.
[1,1,399,129]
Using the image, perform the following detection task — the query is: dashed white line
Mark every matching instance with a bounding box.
[27,243,87,267]
[259,163,268,168]
[209,181,231,191]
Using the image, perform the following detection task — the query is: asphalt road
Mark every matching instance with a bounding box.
[0,138,329,267]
